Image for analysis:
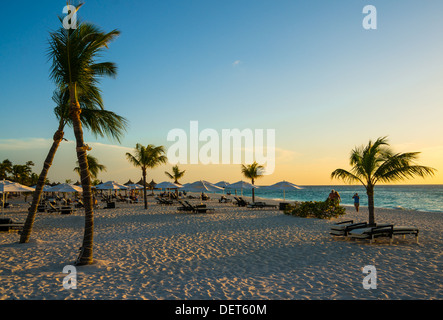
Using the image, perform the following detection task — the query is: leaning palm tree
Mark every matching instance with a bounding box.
[46,14,120,265]
[331,136,436,225]
[241,161,265,203]
[20,90,127,244]
[165,165,185,184]
[126,144,167,209]
[74,154,107,180]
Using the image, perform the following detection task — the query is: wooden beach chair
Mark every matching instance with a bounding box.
[247,202,278,209]
[184,201,214,214]
[0,218,24,233]
[156,197,173,205]
[103,202,116,209]
[61,206,76,214]
[330,220,369,237]
[233,197,248,207]
[347,225,419,244]
[47,202,61,213]
[177,200,194,211]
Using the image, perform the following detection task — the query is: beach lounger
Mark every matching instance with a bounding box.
[0,218,24,233]
[177,200,194,211]
[330,220,369,237]
[0,202,11,209]
[103,202,116,209]
[233,197,248,207]
[75,200,84,208]
[47,203,61,213]
[219,196,232,203]
[61,206,76,214]
[184,201,214,214]
[247,202,278,209]
[156,197,173,205]
[347,225,419,244]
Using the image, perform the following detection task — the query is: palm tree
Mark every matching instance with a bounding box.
[20,91,127,245]
[241,161,265,203]
[0,159,12,180]
[74,154,107,180]
[45,15,120,265]
[164,165,185,184]
[331,136,436,225]
[126,144,167,209]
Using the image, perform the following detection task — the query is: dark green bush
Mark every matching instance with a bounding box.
[283,199,346,219]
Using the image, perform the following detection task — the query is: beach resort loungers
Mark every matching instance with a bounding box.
[156,197,173,205]
[103,202,116,209]
[347,225,419,244]
[331,220,419,244]
[247,201,278,209]
[330,220,369,237]
[60,206,76,214]
[0,218,24,233]
[233,197,249,207]
[177,200,214,214]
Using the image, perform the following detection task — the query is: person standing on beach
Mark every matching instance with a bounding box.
[334,191,341,203]
[352,193,360,212]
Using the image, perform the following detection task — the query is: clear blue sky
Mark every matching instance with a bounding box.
[1,0,443,184]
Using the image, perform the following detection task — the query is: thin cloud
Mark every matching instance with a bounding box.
[232,60,242,66]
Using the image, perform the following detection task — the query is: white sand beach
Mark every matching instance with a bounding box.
[0,195,441,300]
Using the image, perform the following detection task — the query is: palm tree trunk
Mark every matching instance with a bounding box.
[142,168,148,210]
[20,123,65,243]
[251,178,255,203]
[70,89,95,266]
[367,185,375,226]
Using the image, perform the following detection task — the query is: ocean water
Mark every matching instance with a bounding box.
[221,185,443,213]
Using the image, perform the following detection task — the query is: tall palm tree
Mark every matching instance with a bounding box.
[165,165,185,184]
[46,16,120,265]
[74,154,107,180]
[126,144,167,209]
[20,90,127,244]
[0,159,12,180]
[241,161,265,203]
[331,136,436,225]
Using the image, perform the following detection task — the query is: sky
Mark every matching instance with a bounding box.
[1,0,442,185]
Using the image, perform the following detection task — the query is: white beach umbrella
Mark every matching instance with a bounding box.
[31,185,53,192]
[183,180,224,193]
[95,181,128,190]
[125,183,144,190]
[46,183,83,193]
[155,181,183,189]
[215,181,230,188]
[225,180,259,196]
[0,180,35,193]
[1,180,35,217]
[262,180,303,200]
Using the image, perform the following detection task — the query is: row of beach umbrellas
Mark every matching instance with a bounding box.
[2,179,303,195]
[1,178,303,216]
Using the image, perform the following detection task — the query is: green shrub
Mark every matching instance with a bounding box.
[284,199,346,219]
